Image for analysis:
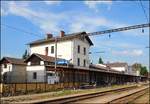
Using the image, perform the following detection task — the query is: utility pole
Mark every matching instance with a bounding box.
[54,37,58,84]
[55,37,57,70]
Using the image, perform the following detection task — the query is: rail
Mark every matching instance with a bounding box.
[27,84,147,104]
[107,87,149,103]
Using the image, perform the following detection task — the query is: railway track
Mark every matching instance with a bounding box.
[107,87,149,103]
[26,84,148,104]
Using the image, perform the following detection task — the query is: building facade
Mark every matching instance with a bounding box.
[106,62,129,74]
[29,31,93,69]
[131,63,141,76]
[0,57,26,83]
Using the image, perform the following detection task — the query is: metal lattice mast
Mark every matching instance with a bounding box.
[87,23,150,36]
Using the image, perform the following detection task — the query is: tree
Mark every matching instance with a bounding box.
[98,57,104,64]
[22,50,29,59]
[140,66,148,76]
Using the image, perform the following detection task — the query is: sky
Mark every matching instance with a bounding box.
[1,1,149,68]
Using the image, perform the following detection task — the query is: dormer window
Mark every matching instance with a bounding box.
[51,46,54,54]
[78,45,80,53]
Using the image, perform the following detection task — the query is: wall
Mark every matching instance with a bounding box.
[1,64,26,83]
[11,65,26,83]
[136,70,140,76]
[30,40,73,63]
[73,38,90,68]
[111,65,129,73]
[26,65,45,83]
[128,66,140,76]
[1,64,12,75]
[30,38,91,69]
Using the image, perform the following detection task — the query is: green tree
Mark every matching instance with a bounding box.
[22,50,29,59]
[140,66,148,76]
[98,57,104,64]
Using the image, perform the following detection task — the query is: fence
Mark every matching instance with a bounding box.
[0,69,92,96]
[1,82,80,97]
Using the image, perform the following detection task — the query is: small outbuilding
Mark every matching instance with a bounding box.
[0,57,26,83]
[25,53,66,84]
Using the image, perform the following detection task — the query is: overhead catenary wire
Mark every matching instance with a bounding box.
[139,0,149,22]
[1,24,43,38]
[87,23,150,36]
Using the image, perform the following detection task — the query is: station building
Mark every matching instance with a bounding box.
[0,31,147,85]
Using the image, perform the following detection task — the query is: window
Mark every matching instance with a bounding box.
[77,45,80,53]
[51,46,54,54]
[77,58,80,66]
[83,47,86,55]
[45,47,48,56]
[33,72,37,79]
[83,59,86,67]
[47,73,53,76]
[4,64,7,68]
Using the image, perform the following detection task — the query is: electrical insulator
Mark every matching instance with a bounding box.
[109,34,111,38]
[142,28,144,33]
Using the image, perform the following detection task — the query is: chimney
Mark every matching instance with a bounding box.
[60,31,65,37]
[46,33,53,39]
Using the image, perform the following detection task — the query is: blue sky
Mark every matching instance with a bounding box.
[1,1,149,68]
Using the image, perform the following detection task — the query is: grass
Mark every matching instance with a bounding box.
[51,84,137,98]
[1,83,140,103]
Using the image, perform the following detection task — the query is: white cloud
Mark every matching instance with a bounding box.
[84,1,112,12]
[112,49,143,57]
[2,1,66,34]
[69,16,108,33]
[1,1,148,37]
[1,8,8,16]
[43,1,61,5]
[1,1,114,34]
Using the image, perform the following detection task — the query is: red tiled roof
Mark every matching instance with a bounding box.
[28,32,93,46]
[0,57,26,65]
[89,64,121,73]
[25,53,62,62]
[106,62,128,67]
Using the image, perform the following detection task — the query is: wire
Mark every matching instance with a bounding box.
[87,23,150,36]
[139,0,149,22]
[1,24,43,38]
